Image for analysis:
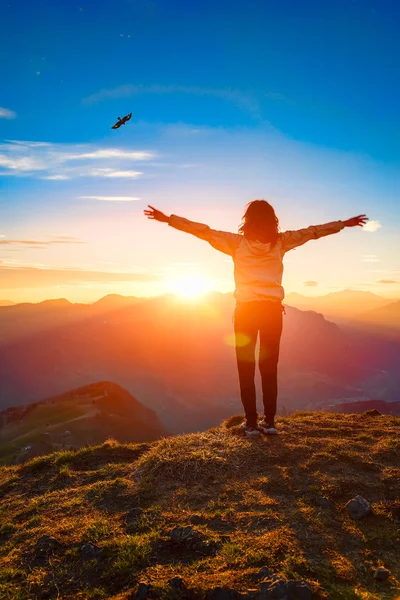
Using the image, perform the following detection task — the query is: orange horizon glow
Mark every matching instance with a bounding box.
[166,274,214,299]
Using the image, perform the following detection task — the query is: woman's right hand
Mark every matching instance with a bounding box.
[144,205,169,223]
[343,215,369,227]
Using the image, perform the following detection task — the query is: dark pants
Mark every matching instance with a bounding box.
[234,300,283,427]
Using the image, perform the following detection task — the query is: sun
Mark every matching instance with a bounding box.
[168,275,212,299]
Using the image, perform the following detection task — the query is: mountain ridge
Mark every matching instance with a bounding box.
[0,293,399,432]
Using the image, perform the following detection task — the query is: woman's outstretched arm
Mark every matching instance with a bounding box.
[144,205,241,256]
[281,214,368,253]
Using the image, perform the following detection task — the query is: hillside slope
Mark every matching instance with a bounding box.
[356,300,400,329]
[0,412,399,599]
[0,382,166,465]
[329,399,400,416]
[285,291,391,321]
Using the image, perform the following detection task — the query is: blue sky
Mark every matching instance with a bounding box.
[0,0,399,302]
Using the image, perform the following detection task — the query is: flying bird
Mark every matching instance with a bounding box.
[111,112,132,129]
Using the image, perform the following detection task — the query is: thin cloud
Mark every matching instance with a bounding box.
[0,153,46,171]
[302,280,319,286]
[103,170,143,178]
[0,140,153,180]
[4,140,51,147]
[66,149,152,160]
[79,196,141,202]
[0,265,161,289]
[362,220,382,232]
[0,238,84,247]
[49,236,82,241]
[361,254,380,262]
[82,84,262,119]
[88,168,142,178]
[376,279,400,284]
[0,107,16,119]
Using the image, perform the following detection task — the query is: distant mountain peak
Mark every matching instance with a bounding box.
[38,298,72,307]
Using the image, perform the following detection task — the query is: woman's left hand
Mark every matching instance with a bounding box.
[343,214,369,227]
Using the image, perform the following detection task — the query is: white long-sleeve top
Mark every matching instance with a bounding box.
[168,214,346,302]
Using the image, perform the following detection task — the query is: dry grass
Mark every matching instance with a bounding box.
[0,412,399,599]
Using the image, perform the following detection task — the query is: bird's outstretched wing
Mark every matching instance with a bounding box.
[111,112,132,129]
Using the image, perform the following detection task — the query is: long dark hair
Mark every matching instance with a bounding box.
[239,199,280,245]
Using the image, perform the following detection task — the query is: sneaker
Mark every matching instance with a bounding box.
[239,422,261,437]
[258,419,278,435]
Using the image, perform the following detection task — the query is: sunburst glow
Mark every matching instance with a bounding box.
[168,275,212,299]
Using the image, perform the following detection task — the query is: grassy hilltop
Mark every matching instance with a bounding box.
[0,412,399,600]
[0,382,166,465]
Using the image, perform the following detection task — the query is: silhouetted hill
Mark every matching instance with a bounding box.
[357,300,400,329]
[0,381,166,465]
[92,293,140,309]
[285,289,391,321]
[0,293,399,433]
[0,412,399,599]
[328,398,400,415]
[0,299,15,306]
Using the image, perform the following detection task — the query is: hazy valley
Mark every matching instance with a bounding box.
[0,291,399,437]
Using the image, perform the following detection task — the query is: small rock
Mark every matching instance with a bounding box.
[287,580,313,600]
[135,582,150,600]
[190,514,206,525]
[80,542,101,560]
[345,495,371,520]
[170,526,194,542]
[128,507,143,519]
[363,409,381,417]
[169,576,186,589]
[169,526,216,555]
[316,497,335,510]
[260,579,287,599]
[258,566,274,578]
[35,535,60,556]
[248,566,275,583]
[373,567,390,581]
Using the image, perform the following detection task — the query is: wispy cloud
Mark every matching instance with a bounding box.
[67,149,152,160]
[87,168,143,178]
[302,280,319,286]
[82,84,263,119]
[5,140,51,147]
[0,153,46,171]
[0,237,84,247]
[0,140,154,180]
[79,196,141,202]
[362,220,382,233]
[0,107,16,119]
[0,265,161,289]
[103,170,142,178]
[376,278,400,284]
[361,254,380,262]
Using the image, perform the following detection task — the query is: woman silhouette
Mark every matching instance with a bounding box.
[144,201,368,437]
